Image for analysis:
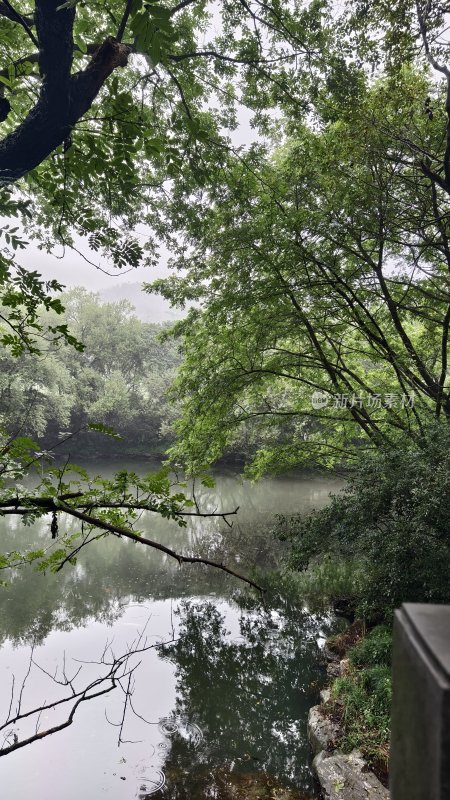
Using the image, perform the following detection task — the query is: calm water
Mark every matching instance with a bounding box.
[0,466,343,799]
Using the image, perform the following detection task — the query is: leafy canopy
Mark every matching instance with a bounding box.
[150,66,450,472]
[0,0,333,583]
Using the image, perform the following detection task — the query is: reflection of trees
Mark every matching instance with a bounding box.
[0,486,290,646]
[0,472,342,797]
[0,593,333,797]
[0,518,237,645]
[158,598,335,797]
[0,471,340,646]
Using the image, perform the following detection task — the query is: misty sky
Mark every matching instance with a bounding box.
[17,105,256,295]
[22,228,170,292]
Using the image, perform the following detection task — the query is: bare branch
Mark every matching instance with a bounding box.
[0,684,117,757]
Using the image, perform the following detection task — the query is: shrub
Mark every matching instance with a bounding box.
[278,424,450,621]
[349,626,392,668]
[331,626,393,775]
[333,664,391,764]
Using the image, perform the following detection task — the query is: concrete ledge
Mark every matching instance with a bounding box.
[390,603,450,800]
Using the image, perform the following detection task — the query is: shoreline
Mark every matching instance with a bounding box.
[307,624,390,800]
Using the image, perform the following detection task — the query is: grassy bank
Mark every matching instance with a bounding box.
[324,625,392,785]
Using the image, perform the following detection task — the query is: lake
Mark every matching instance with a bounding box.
[0,466,344,799]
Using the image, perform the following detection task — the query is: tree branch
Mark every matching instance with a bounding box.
[54,500,263,591]
[169,0,198,16]
[0,0,132,184]
[416,1,450,191]
[116,0,133,42]
[0,619,180,757]
[0,492,262,591]
[0,0,38,47]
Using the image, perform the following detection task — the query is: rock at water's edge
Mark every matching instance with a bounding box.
[307,705,341,756]
[327,660,341,678]
[313,750,390,800]
[320,689,331,704]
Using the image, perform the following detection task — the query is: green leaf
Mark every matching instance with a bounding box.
[75,38,88,54]
[87,422,123,440]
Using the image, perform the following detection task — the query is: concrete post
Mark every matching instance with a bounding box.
[390,604,450,800]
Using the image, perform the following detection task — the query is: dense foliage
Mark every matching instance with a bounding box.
[0,288,180,455]
[278,425,450,619]
[152,68,450,473]
[0,0,334,594]
[0,0,351,583]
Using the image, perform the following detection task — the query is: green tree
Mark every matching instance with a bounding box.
[0,345,73,437]
[151,68,450,472]
[0,287,181,452]
[45,288,181,453]
[0,0,323,580]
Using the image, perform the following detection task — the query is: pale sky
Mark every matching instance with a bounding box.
[22,229,170,292]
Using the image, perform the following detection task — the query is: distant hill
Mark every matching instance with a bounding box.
[98,282,185,323]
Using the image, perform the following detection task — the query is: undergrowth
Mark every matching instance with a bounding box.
[330,626,392,780]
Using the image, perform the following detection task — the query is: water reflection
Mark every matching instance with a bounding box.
[0,471,342,646]
[155,597,335,798]
[137,769,167,797]
[0,469,343,798]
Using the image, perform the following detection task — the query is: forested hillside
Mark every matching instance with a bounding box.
[0,288,181,456]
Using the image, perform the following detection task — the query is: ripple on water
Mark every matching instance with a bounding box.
[158,716,204,748]
[135,770,166,798]
[133,718,203,797]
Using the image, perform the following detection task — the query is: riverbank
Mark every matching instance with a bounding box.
[308,622,391,799]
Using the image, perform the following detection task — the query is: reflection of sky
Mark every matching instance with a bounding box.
[0,601,179,799]
[0,471,342,799]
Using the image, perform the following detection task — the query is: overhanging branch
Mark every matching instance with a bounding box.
[0,0,38,47]
[0,0,132,184]
[0,493,263,592]
[58,501,263,592]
